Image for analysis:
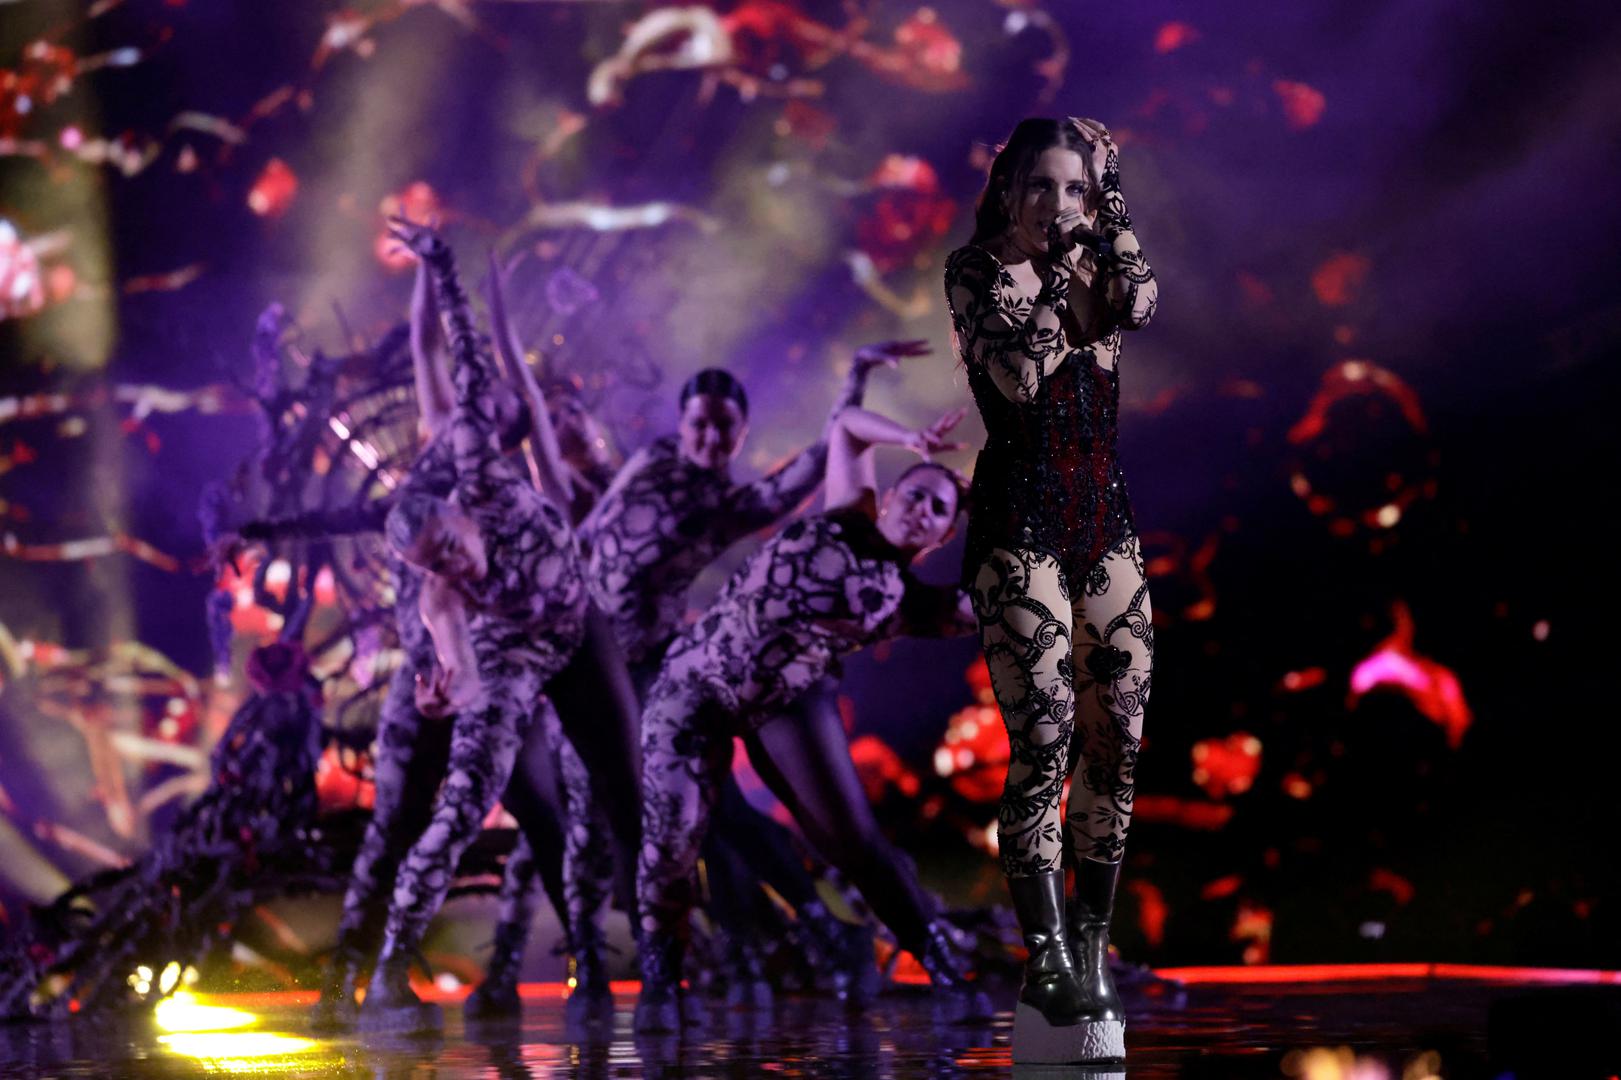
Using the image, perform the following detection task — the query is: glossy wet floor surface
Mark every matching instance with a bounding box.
[0,973,1601,1078]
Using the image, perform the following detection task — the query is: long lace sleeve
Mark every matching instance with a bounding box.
[1093,148,1157,331]
[944,246,1070,404]
[819,350,882,437]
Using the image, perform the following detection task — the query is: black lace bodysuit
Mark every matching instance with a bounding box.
[944,244,1136,593]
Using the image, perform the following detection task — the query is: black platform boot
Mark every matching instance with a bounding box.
[310,946,363,1031]
[563,922,615,1024]
[463,921,526,1019]
[916,921,995,1025]
[358,946,442,1035]
[721,932,774,1010]
[801,899,879,1008]
[1008,871,1087,1022]
[1029,855,1125,1064]
[1068,857,1126,1025]
[633,931,706,1033]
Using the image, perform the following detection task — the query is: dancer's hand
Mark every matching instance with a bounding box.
[906,406,969,460]
[415,663,477,718]
[207,532,248,576]
[853,339,931,373]
[386,214,446,262]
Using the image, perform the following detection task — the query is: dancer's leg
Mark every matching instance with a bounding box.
[363,670,539,1030]
[633,677,731,1031]
[742,683,991,1020]
[545,607,643,918]
[1065,535,1153,865]
[464,713,569,1017]
[742,683,933,952]
[970,548,1076,877]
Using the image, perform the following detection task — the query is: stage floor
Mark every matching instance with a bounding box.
[0,966,1611,1078]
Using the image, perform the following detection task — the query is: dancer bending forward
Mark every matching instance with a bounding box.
[633,404,993,1032]
[945,116,1157,1064]
[362,226,588,1032]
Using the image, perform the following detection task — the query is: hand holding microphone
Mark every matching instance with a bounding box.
[1045,207,1114,264]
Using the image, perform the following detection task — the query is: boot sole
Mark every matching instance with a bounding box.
[309,1000,358,1032]
[1011,1003,1124,1064]
[563,990,615,1027]
[462,988,521,1019]
[633,999,681,1034]
[357,1000,443,1036]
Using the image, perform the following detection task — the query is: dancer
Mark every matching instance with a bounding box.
[357,222,590,1032]
[574,344,926,1003]
[944,116,1157,1064]
[233,245,641,1025]
[275,232,577,1029]
[632,402,995,1033]
[463,254,626,1021]
[582,343,923,680]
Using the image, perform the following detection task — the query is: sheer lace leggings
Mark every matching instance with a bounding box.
[969,535,1153,876]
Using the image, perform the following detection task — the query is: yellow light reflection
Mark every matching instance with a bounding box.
[154,991,256,1033]
[157,1031,325,1073]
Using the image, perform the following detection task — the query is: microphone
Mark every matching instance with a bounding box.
[1046,220,1113,260]
[1060,225,1114,260]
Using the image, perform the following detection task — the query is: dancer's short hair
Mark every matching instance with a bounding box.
[678,368,749,418]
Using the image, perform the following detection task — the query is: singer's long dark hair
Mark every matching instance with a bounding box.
[970,118,1099,246]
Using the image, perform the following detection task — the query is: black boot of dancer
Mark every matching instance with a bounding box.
[916,921,995,1025]
[464,921,527,1019]
[563,923,615,1024]
[310,946,363,1030]
[358,946,442,1034]
[801,899,880,1008]
[1008,855,1126,1064]
[633,931,706,1033]
[720,932,773,1010]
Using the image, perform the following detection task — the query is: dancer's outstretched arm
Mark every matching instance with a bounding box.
[730,340,928,533]
[820,339,931,439]
[484,250,574,509]
[824,405,966,516]
[388,220,503,493]
[401,224,456,439]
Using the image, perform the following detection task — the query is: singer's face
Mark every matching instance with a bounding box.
[1010,148,1093,251]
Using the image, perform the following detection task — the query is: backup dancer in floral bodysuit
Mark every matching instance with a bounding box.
[631,403,997,1033]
